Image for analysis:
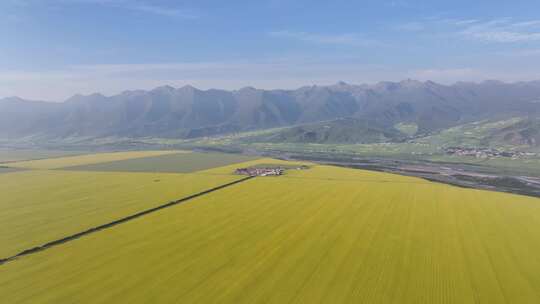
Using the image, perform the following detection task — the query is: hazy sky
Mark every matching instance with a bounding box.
[2,0,540,101]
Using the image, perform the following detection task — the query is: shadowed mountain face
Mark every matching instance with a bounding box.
[242,118,408,144]
[487,118,540,147]
[2,80,540,140]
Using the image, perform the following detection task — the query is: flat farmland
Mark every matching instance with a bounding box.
[0,166,23,174]
[63,152,259,173]
[2,165,540,303]
[282,162,426,182]
[0,149,85,163]
[7,150,180,169]
[0,170,241,258]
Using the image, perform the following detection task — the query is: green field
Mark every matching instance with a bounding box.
[0,170,241,258]
[0,149,86,163]
[63,151,259,173]
[0,166,23,174]
[8,150,180,169]
[1,158,540,303]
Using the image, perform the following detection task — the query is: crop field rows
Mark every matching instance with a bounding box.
[0,170,244,258]
[0,149,86,164]
[0,151,263,258]
[0,175,254,265]
[61,151,259,173]
[7,150,181,170]
[1,151,540,303]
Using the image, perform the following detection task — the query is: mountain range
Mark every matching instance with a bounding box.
[2,80,540,143]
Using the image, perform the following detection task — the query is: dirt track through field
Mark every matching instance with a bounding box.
[0,176,254,266]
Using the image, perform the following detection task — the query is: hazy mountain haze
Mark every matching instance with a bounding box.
[2,1,540,100]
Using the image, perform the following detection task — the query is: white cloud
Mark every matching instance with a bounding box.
[118,2,198,18]
[408,67,540,83]
[453,19,479,26]
[466,31,540,43]
[510,20,540,29]
[392,17,540,43]
[2,60,540,102]
[9,0,199,18]
[0,60,393,101]
[408,68,481,82]
[458,18,540,42]
[268,30,380,47]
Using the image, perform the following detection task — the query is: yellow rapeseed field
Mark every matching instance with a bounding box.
[0,170,241,257]
[8,150,182,169]
[1,164,540,303]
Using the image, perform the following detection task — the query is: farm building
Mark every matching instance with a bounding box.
[235,167,284,177]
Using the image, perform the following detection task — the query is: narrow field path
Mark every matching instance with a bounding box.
[0,176,254,266]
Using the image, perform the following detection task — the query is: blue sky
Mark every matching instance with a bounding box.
[2,0,540,101]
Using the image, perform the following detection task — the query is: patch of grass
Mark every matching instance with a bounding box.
[414,117,525,149]
[0,170,241,257]
[0,166,24,174]
[8,150,181,170]
[63,152,259,173]
[427,154,540,176]
[0,149,86,163]
[2,164,540,303]
[394,122,418,136]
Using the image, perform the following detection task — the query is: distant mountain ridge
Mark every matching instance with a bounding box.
[2,80,540,141]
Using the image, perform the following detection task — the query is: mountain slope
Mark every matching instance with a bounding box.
[411,117,540,149]
[2,80,540,141]
[243,118,406,144]
[488,118,540,147]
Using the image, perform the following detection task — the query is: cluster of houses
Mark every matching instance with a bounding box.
[235,167,285,177]
[444,146,536,159]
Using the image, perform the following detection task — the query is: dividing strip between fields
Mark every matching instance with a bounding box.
[0,176,255,266]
